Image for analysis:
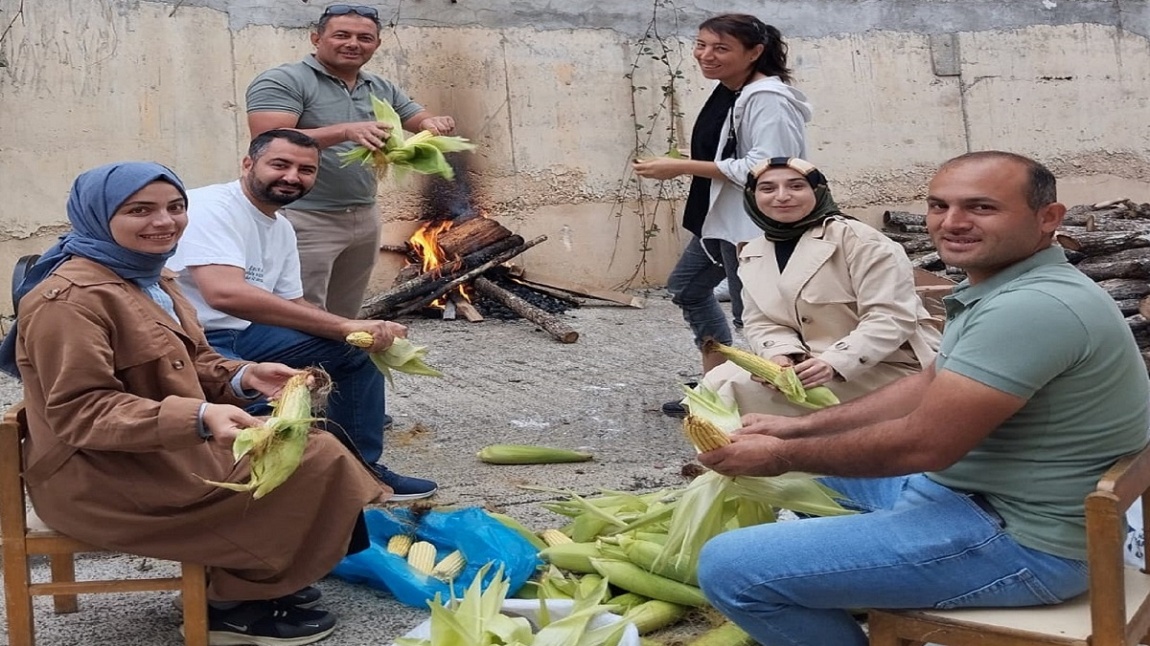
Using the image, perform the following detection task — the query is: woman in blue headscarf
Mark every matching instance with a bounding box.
[6,162,387,645]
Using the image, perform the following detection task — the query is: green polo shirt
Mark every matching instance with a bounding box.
[927,246,1149,560]
[245,55,424,211]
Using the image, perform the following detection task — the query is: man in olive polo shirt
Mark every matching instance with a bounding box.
[690,151,1150,646]
[246,4,456,319]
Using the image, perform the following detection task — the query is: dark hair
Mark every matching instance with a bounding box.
[248,129,320,161]
[940,151,1057,211]
[699,14,792,84]
[316,11,381,35]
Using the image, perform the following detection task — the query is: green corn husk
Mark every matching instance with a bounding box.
[338,94,475,181]
[477,444,594,465]
[346,333,445,385]
[201,367,330,499]
[688,621,755,646]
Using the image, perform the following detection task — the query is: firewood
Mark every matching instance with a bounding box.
[1140,295,1150,321]
[513,271,644,308]
[1075,250,1150,281]
[911,252,944,271]
[1055,231,1150,256]
[1097,278,1150,302]
[365,235,525,316]
[449,293,484,322]
[1128,315,1150,350]
[882,211,926,232]
[435,216,513,258]
[473,276,579,343]
[386,235,549,319]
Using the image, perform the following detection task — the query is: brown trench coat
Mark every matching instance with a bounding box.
[15,258,388,600]
[705,217,942,415]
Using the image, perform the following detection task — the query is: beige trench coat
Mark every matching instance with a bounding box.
[15,258,388,600]
[705,217,941,415]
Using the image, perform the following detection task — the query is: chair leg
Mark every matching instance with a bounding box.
[2,546,36,646]
[47,554,79,614]
[180,563,209,646]
[866,612,926,646]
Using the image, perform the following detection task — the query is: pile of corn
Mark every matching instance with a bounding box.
[387,534,469,583]
[201,367,331,499]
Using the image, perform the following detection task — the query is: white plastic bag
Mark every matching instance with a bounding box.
[390,598,640,646]
[1126,497,1144,568]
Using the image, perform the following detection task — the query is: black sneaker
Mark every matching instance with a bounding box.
[205,600,336,646]
[275,585,322,609]
[372,464,438,501]
[661,381,698,418]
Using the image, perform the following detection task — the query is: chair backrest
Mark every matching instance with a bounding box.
[1086,443,1150,643]
[0,404,29,542]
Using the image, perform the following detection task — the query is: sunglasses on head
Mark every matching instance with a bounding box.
[322,4,380,20]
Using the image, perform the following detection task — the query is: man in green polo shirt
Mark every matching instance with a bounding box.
[689,151,1150,646]
[246,4,456,320]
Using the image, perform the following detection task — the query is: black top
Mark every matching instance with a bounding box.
[683,84,738,237]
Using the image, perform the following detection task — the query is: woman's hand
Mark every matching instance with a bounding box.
[339,320,408,353]
[793,358,837,388]
[632,157,687,181]
[241,362,300,399]
[202,403,261,446]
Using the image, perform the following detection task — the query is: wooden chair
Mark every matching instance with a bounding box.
[0,404,210,645]
[868,443,1150,646]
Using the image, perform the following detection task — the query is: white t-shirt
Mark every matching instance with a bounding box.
[167,181,304,331]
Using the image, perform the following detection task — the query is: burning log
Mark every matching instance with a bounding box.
[361,234,526,318]
[435,216,515,258]
[473,276,579,343]
[386,235,550,319]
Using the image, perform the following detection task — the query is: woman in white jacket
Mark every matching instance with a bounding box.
[633,14,812,417]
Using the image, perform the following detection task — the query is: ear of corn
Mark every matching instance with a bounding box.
[387,534,414,557]
[682,415,731,453]
[477,444,593,465]
[200,368,330,499]
[539,528,574,546]
[703,338,840,409]
[680,383,741,432]
[345,334,445,386]
[538,541,603,574]
[622,599,690,635]
[431,549,466,581]
[688,621,756,646]
[337,94,475,181]
[406,540,437,575]
[589,558,708,607]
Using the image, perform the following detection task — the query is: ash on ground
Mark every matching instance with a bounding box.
[473,274,573,319]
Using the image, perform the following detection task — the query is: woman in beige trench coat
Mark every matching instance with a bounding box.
[703,157,941,416]
[0,161,389,645]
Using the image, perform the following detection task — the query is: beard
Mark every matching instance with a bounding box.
[249,177,309,206]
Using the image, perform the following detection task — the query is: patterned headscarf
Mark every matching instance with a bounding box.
[743,157,846,241]
[0,161,187,377]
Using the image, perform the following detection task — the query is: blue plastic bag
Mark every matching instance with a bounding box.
[332,506,542,608]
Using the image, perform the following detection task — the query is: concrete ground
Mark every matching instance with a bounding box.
[0,292,726,646]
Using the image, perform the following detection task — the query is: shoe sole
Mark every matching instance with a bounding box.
[184,625,335,646]
[387,487,438,502]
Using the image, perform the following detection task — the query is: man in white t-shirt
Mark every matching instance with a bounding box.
[167,129,437,500]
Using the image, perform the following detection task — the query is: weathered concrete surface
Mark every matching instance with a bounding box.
[1,0,1149,314]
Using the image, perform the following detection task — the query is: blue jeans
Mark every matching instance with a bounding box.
[667,236,744,348]
[698,474,1089,646]
[206,324,388,466]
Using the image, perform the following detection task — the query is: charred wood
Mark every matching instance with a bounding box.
[474,276,579,343]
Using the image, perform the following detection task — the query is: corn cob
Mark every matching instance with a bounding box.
[623,599,690,635]
[703,338,840,409]
[407,540,437,575]
[589,558,708,607]
[477,444,593,465]
[688,621,756,645]
[539,528,574,546]
[538,541,602,574]
[682,415,731,453]
[387,533,414,557]
[431,549,466,580]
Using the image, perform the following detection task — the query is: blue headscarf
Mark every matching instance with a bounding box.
[0,161,188,377]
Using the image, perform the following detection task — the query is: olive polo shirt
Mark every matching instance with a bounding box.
[245,55,424,211]
[927,245,1149,560]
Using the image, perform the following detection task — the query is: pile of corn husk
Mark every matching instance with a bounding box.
[339,94,475,181]
[513,385,851,644]
[201,367,331,499]
[394,563,636,646]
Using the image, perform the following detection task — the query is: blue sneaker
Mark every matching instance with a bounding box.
[372,464,437,501]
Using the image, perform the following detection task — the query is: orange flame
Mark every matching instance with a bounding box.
[408,220,453,273]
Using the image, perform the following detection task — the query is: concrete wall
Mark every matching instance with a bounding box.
[1,0,1148,314]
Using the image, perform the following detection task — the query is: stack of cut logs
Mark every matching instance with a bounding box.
[357,216,582,343]
[882,199,1150,368]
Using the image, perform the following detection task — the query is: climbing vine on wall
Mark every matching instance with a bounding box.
[609,0,690,289]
